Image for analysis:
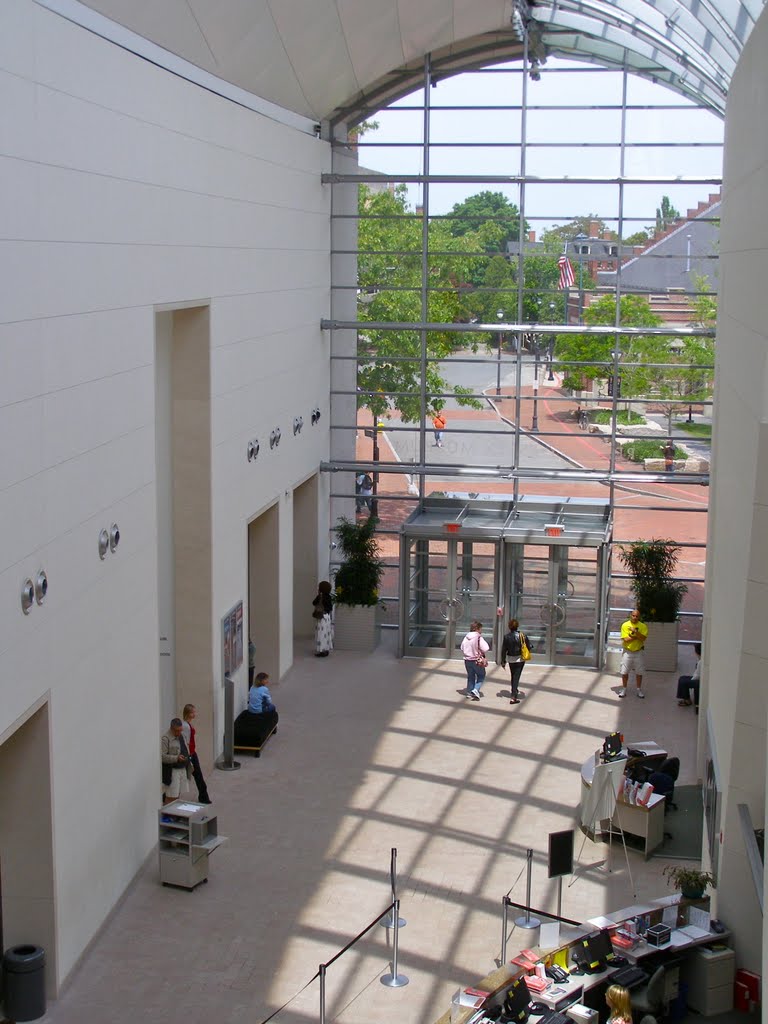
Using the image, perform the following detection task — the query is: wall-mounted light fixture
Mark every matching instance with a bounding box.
[247,439,260,462]
[270,427,282,449]
[109,523,120,554]
[34,569,48,605]
[311,407,321,425]
[98,528,110,559]
[21,578,35,615]
[293,416,303,435]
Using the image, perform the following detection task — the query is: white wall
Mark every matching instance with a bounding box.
[705,2,768,970]
[0,0,329,988]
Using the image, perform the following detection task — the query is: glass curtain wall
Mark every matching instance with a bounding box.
[326,55,722,645]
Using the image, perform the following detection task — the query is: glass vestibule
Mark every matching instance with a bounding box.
[398,497,612,667]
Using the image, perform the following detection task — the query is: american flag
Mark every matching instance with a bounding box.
[558,254,575,289]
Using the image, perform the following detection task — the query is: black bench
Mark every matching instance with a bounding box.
[234,709,279,757]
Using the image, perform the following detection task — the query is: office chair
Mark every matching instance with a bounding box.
[632,965,667,1021]
[648,756,680,811]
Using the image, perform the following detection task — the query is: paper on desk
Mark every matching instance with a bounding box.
[662,906,678,926]
[587,916,615,929]
[681,924,712,940]
[670,929,691,947]
[688,907,711,932]
[539,922,561,948]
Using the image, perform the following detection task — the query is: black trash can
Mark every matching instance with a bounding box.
[2,945,46,1021]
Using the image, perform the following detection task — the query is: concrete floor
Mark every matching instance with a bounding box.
[39,635,702,1024]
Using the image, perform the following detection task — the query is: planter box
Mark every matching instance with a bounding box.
[334,604,379,652]
[644,620,678,672]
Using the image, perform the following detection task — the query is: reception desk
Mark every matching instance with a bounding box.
[579,742,668,859]
[436,894,727,1024]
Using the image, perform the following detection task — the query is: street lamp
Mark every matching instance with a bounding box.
[496,308,504,397]
[547,301,556,381]
[531,337,540,432]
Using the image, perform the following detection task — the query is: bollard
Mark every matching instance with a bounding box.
[514,849,541,930]
[380,847,406,928]
[380,900,409,987]
[501,896,510,966]
[319,962,326,1024]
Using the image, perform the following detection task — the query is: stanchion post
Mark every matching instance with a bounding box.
[216,674,241,771]
[380,900,409,988]
[501,896,510,966]
[319,963,326,1024]
[380,847,406,928]
[514,849,542,930]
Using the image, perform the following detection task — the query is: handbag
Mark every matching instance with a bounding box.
[520,632,531,661]
[476,642,488,668]
[312,605,325,619]
[162,762,173,786]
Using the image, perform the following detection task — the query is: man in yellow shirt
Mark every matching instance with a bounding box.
[619,608,648,698]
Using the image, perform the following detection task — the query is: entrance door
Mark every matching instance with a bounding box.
[401,537,497,657]
[506,543,602,665]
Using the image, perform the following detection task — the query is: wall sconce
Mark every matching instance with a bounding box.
[109,523,120,553]
[293,416,303,435]
[270,427,282,449]
[311,407,321,425]
[247,439,260,462]
[34,569,48,605]
[21,578,35,615]
[98,528,110,559]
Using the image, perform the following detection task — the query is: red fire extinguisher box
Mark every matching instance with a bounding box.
[735,969,761,1011]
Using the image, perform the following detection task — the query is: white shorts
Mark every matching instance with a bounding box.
[620,649,645,677]
[163,768,189,800]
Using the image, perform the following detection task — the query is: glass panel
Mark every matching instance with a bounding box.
[453,542,497,654]
[508,544,550,660]
[552,546,599,663]
[405,538,452,651]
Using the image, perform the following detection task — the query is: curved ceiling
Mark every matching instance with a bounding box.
[69,0,765,121]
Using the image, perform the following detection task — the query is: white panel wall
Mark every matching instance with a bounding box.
[0,0,329,988]
[705,3,768,971]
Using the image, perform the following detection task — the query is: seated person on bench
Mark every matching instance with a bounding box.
[676,643,701,710]
[248,672,276,714]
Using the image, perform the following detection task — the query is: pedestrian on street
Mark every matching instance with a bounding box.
[432,410,446,447]
[619,608,648,698]
[662,437,676,472]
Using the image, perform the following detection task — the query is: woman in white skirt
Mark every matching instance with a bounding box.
[312,580,334,657]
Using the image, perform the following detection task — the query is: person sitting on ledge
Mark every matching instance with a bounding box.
[676,643,701,710]
[248,672,276,714]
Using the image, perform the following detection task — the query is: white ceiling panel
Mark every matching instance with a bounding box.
[59,0,765,122]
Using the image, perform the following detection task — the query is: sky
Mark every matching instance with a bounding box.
[354,58,724,234]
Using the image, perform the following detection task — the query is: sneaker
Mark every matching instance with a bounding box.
[618,689,626,698]
[470,691,480,701]
[509,698,521,705]
[477,690,485,698]
[636,689,645,698]
[465,691,473,700]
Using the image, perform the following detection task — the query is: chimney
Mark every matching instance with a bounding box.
[590,220,601,238]
[528,230,536,243]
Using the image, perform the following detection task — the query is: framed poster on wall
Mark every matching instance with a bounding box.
[221,601,244,677]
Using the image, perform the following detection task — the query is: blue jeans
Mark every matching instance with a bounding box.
[464,659,486,692]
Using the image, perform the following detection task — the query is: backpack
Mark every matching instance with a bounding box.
[361,474,373,489]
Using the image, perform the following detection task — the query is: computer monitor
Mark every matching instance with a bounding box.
[587,929,614,965]
[503,976,531,1023]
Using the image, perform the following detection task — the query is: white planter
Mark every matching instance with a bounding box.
[334,604,379,652]
[644,621,679,672]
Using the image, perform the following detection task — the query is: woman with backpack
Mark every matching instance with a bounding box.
[500,618,529,705]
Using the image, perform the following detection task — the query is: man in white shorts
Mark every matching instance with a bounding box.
[161,717,191,804]
[619,608,648,698]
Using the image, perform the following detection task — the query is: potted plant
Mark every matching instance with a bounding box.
[663,864,716,899]
[618,539,688,671]
[332,515,384,652]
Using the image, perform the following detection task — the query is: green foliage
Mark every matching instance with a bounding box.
[590,409,645,425]
[333,516,384,607]
[623,229,651,247]
[678,422,711,438]
[357,184,485,421]
[621,440,684,462]
[554,294,663,392]
[448,191,524,253]
[655,195,680,233]
[619,539,688,622]
[663,864,716,895]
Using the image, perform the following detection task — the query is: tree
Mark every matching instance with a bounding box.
[554,294,663,394]
[357,184,483,422]
[655,195,680,233]
[448,191,524,254]
[623,229,651,247]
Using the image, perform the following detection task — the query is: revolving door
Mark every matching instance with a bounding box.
[398,497,612,667]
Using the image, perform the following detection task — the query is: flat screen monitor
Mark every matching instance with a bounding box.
[586,929,614,966]
[504,977,530,1023]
